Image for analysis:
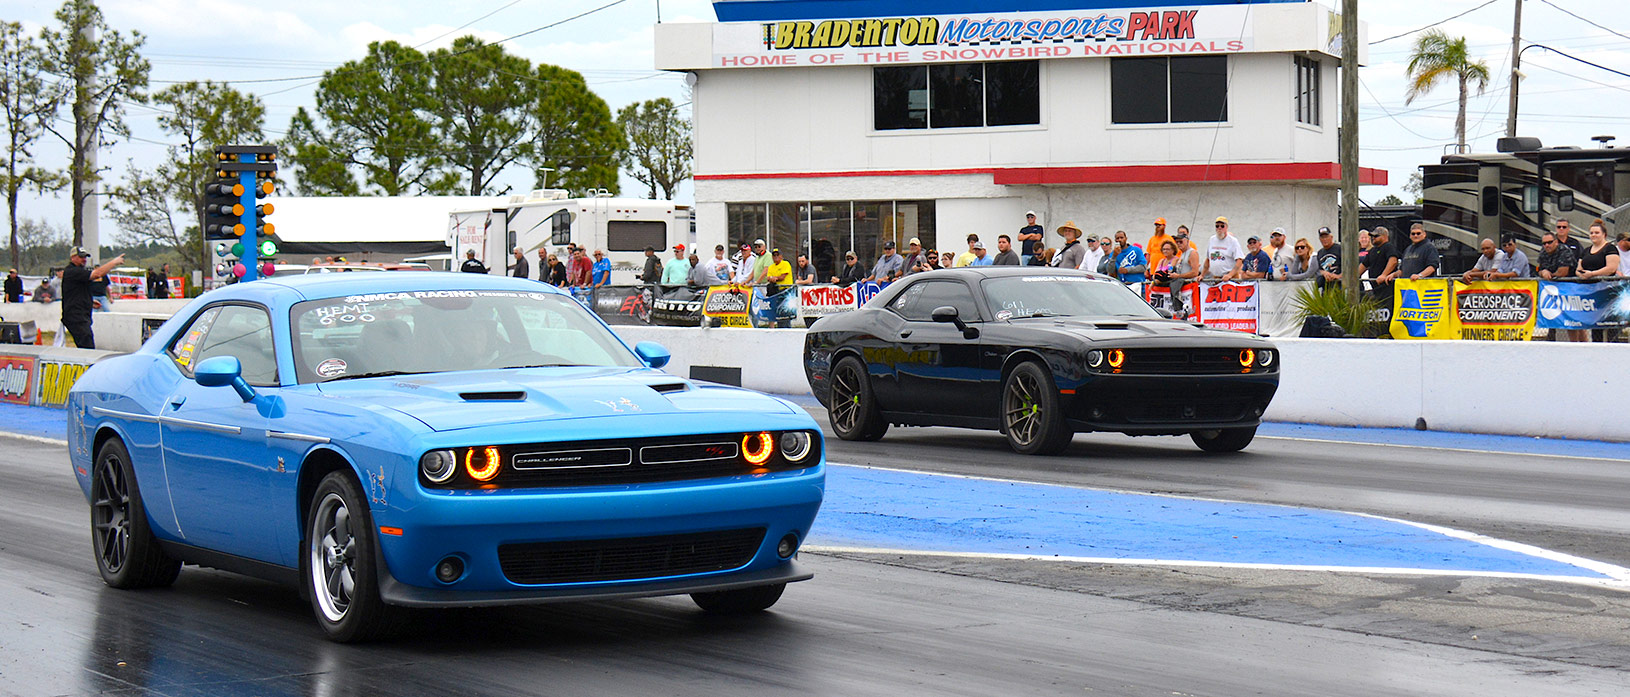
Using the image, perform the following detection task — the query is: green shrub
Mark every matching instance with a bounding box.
[1290,285,1382,337]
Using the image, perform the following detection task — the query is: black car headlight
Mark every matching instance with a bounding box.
[1257,349,1275,368]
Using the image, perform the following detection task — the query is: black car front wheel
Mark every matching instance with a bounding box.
[1191,426,1257,453]
[828,356,888,441]
[1002,362,1072,455]
[304,472,403,642]
[692,582,786,614]
[91,438,181,589]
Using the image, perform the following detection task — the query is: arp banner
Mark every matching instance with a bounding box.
[704,284,753,327]
[0,354,35,405]
[1390,279,1456,340]
[1454,281,1536,341]
[1535,280,1630,330]
[1198,281,1259,332]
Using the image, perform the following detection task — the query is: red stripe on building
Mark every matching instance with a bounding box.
[694,162,1388,186]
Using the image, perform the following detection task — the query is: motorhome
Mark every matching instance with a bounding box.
[449,189,694,283]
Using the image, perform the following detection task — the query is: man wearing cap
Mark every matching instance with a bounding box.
[1146,218,1174,270]
[833,250,864,286]
[993,235,1021,265]
[1267,228,1294,280]
[567,247,593,287]
[4,268,22,303]
[954,234,980,268]
[1052,222,1086,269]
[1079,236,1105,272]
[969,241,993,266]
[900,237,926,275]
[1360,226,1399,298]
[702,245,734,285]
[639,245,662,284]
[1241,236,1273,280]
[733,243,758,285]
[763,248,795,327]
[1018,211,1044,264]
[868,241,904,282]
[511,246,530,279]
[662,244,691,287]
[60,247,124,349]
[1314,227,1342,290]
[1203,217,1243,281]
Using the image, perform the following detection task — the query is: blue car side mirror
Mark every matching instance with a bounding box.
[195,355,257,402]
[633,341,671,369]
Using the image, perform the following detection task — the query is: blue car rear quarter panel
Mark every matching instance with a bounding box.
[68,272,825,601]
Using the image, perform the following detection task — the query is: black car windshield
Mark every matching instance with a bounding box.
[290,289,639,383]
[980,275,1162,320]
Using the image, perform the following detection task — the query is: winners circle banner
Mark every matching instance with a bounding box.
[712,5,1256,68]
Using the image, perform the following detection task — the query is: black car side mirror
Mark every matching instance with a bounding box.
[931,305,979,339]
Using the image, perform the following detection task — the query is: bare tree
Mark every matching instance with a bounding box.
[616,98,691,200]
[1,22,66,269]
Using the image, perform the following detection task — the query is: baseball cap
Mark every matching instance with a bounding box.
[1247,236,1260,243]
[673,243,685,251]
[908,237,921,246]
[1270,227,1286,237]
[70,246,91,258]
[771,247,782,255]
[1318,226,1332,236]
[1214,216,1228,224]
[972,242,986,250]
[1155,217,1167,225]
[715,244,725,251]
[883,240,895,249]
[753,238,766,246]
[1025,210,1037,218]
[644,245,656,252]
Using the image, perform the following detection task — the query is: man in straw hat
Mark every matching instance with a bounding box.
[1052,221,1085,269]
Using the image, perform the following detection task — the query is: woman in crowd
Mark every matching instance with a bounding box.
[546,253,568,286]
[1357,229,1372,276]
[1574,219,1621,342]
[1286,237,1317,280]
[940,251,954,268]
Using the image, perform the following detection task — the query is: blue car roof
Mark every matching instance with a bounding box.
[200,272,569,307]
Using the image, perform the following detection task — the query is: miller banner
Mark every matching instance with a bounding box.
[712,5,1259,69]
[1535,280,1630,330]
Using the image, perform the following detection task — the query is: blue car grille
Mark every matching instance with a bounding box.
[497,528,766,585]
[423,433,820,489]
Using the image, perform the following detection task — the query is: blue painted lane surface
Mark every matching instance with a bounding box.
[811,465,1615,580]
[0,403,68,440]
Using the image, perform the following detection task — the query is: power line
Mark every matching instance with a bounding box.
[1524,43,1630,80]
[1359,76,1441,139]
[1524,58,1630,92]
[413,0,530,49]
[1369,0,1501,45]
[1535,0,1630,43]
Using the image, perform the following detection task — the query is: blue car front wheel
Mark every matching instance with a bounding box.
[304,472,403,642]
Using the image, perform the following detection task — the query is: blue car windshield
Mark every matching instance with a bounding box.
[290,289,640,383]
[980,276,1162,320]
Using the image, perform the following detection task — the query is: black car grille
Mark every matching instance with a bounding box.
[1120,348,1257,375]
[423,433,818,490]
[498,528,766,585]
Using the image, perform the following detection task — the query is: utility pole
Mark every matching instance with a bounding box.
[1340,0,1360,307]
[1505,0,1523,137]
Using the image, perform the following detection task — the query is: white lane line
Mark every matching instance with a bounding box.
[1258,434,1629,462]
[826,462,1630,590]
[0,430,67,447]
[801,545,1630,592]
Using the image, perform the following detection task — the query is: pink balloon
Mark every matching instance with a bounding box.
[232,262,247,278]
[261,262,276,276]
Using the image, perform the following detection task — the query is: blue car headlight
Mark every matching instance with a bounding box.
[779,431,813,463]
[420,449,457,484]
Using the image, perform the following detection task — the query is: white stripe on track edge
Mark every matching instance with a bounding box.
[824,462,1630,591]
[1257,434,1628,462]
[0,430,67,447]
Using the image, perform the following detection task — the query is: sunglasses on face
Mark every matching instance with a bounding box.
[1295,245,1308,250]
[1214,223,1226,228]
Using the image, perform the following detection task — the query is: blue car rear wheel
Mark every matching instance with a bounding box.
[91,439,179,589]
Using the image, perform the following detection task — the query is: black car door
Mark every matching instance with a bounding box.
[891,280,988,417]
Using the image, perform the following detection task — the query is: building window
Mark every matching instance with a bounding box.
[874,61,1039,131]
[606,221,666,252]
[1110,56,1228,125]
[725,200,937,281]
[1295,55,1321,126]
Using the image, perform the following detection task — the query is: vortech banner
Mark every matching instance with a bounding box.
[1454,281,1536,341]
[1391,279,1456,340]
[713,5,1255,68]
[0,354,35,406]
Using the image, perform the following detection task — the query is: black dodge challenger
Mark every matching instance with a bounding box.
[803,267,1279,455]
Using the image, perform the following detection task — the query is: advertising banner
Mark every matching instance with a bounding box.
[650,287,706,326]
[704,284,754,327]
[712,5,1257,69]
[1535,280,1630,330]
[798,284,858,324]
[1144,283,1202,319]
[592,285,654,325]
[36,359,89,408]
[0,354,35,405]
[1390,279,1456,339]
[752,287,800,327]
[567,286,594,309]
[1198,281,1260,332]
[1454,281,1536,341]
[854,281,888,307]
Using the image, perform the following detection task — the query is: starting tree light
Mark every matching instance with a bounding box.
[211,144,277,281]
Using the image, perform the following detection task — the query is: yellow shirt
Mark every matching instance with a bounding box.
[954,251,977,267]
[764,260,792,284]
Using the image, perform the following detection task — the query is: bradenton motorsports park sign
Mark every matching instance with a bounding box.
[712,5,1267,68]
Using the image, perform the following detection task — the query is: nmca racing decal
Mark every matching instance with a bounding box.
[764,10,1202,50]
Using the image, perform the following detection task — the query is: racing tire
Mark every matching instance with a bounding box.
[304,472,404,643]
[91,438,181,589]
[828,356,888,442]
[692,583,787,614]
[1001,362,1073,456]
[1190,426,1258,453]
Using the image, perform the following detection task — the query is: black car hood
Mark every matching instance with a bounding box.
[1010,317,1268,344]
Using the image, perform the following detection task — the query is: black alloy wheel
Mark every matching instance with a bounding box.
[91,439,180,589]
[304,471,403,642]
[1191,426,1258,453]
[828,356,888,441]
[692,582,787,614]
[1001,362,1072,455]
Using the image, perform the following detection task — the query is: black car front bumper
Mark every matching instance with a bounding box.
[1064,372,1279,435]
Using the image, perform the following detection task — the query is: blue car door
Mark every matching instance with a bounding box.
[159,304,283,564]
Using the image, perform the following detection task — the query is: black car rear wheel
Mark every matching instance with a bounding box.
[692,582,786,614]
[1191,426,1257,453]
[829,356,887,441]
[91,439,181,589]
[1002,362,1072,455]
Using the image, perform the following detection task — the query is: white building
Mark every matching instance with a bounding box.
[656,0,1385,278]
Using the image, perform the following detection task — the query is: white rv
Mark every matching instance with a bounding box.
[448,189,693,283]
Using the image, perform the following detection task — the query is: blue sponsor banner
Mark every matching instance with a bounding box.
[854,280,889,307]
[1535,280,1630,330]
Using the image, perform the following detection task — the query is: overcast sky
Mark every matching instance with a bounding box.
[8,0,1628,243]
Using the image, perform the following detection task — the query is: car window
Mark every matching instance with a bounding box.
[172,305,280,386]
[887,283,925,318]
[904,281,981,322]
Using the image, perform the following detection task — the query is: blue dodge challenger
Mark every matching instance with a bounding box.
[67,272,825,641]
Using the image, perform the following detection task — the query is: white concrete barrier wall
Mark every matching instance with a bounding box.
[612,326,1630,443]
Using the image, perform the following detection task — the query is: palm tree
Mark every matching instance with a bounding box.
[1404,30,1491,153]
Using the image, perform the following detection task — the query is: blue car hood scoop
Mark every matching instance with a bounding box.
[315,366,793,431]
